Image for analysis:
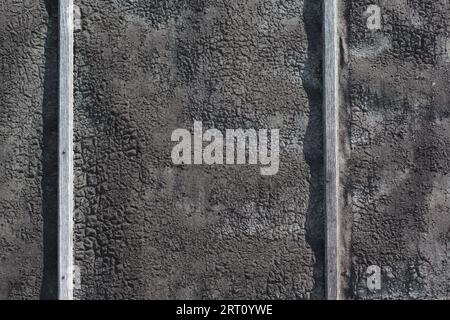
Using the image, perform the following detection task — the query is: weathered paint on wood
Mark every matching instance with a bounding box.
[324,0,340,300]
[59,0,74,300]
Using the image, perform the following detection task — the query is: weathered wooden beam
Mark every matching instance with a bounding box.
[58,0,74,300]
[323,0,340,300]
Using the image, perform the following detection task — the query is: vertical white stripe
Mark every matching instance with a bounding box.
[59,0,74,300]
[324,0,340,300]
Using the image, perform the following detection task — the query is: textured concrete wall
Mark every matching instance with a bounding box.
[340,0,450,299]
[73,0,324,299]
[0,0,58,299]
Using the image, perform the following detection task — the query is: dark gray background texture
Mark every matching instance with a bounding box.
[0,0,449,299]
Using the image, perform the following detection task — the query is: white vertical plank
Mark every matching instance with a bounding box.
[324,0,340,300]
[59,0,74,300]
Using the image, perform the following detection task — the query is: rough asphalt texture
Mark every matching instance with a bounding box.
[0,0,58,299]
[73,0,324,299]
[341,0,450,299]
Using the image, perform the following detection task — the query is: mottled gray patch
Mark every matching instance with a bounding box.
[73,0,324,299]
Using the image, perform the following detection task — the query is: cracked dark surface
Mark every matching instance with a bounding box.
[0,0,58,300]
[341,0,450,299]
[3,0,447,301]
[73,0,324,299]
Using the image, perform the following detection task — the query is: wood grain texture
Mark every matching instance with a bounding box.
[323,0,340,300]
[59,0,74,300]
